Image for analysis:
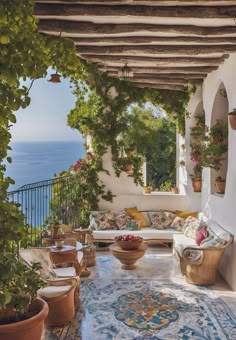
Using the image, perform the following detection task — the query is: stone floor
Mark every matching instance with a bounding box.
[42,244,236,339]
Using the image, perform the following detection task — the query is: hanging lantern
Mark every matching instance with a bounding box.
[48,73,61,83]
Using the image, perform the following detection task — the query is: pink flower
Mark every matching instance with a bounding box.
[205,125,209,132]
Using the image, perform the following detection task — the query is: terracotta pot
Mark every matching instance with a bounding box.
[126,150,135,157]
[215,181,225,194]
[228,115,236,130]
[0,298,48,340]
[191,180,202,192]
[143,187,152,194]
[51,225,60,239]
[123,163,133,172]
[171,187,179,194]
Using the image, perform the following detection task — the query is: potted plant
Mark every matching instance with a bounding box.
[143,185,152,194]
[190,164,202,192]
[227,109,236,129]
[208,120,228,143]
[215,176,226,194]
[0,200,48,339]
[171,186,179,194]
[45,215,62,239]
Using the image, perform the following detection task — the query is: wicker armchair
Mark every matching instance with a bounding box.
[177,236,233,285]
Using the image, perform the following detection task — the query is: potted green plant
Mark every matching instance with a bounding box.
[190,164,202,192]
[215,176,226,194]
[227,109,236,130]
[0,200,48,340]
[143,185,152,194]
[208,120,228,143]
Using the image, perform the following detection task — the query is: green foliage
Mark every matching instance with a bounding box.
[159,180,173,192]
[190,114,205,180]
[52,153,114,226]
[122,104,176,188]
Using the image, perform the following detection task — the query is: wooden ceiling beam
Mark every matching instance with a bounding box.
[100,66,218,73]
[35,1,236,7]
[78,45,236,55]
[35,4,236,18]
[38,21,236,36]
[133,83,186,91]
[72,36,236,46]
[108,72,205,80]
[81,54,228,65]
[129,78,201,85]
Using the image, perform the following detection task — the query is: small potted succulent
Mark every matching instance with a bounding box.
[227,109,236,130]
[215,176,226,194]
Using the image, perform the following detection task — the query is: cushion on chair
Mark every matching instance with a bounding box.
[175,210,198,219]
[115,213,132,229]
[195,227,208,246]
[171,216,185,231]
[125,207,149,228]
[206,219,231,243]
[149,210,176,229]
[54,267,77,277]
[38,285,72,298]
[183,216,204,239]
[89,211,116,230]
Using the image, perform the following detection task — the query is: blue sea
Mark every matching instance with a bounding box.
[6,141,85,191]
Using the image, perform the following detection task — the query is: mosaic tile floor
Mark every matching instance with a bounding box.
[43,245,236,340]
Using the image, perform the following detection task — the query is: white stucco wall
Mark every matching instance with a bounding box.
[187,53,236,290]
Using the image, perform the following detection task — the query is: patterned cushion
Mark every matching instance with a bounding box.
[200,236,226,248]
[195,227,208,246]
[170,216,185,231]
[125,219,141,230]
[149,210,176,229]
[89,211,116,230]
[183,216,203,239]
[115,213,132,230]
[125,207,149,228]
[175,210,198,219]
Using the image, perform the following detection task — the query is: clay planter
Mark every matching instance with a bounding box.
[0,298,48,340]
[215,181,225,194]
[51,225,60,239]
[228,114,236,130]
[126,150,135,157]
[143,186,152,194]
[171,187,179,194]
[123,163,133,172]
[191,179,202,192]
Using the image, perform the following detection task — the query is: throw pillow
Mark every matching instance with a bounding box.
[125,207,149,228]
[149,210,176,229]
[125,219,141,230]
[115,213,132,230]
[175,210,198,219]
[89,211,116,230]
[170,216,185,231]
[183,216,203,239]
[195,227,208,246]
[200,236,226,248]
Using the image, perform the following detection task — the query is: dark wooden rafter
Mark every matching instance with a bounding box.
[35,1,236,6]
[71,36,236,46]
[35,0,236,90]
[81,55,229,65]
[78,45,236,55]
[35,4,236,18]
[38,21,236,36]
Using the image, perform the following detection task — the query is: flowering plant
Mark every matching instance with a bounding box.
[51,152,114,226]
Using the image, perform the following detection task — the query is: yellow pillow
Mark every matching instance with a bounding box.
[125,207,149,228]
[175,210,198,219]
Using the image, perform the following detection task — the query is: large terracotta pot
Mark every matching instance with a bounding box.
[191,180,202,192]
[228,114,236,130]
[0,298,48,340]
[215,181,225,194]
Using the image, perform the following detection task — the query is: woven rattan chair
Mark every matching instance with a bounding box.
[177,236,233,285]
[63,238,90,277]
[38,278,76,328]
[20,247,81,308]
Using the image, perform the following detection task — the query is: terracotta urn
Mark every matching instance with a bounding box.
[191,179,202,192]
[215,181,225,194]
[171,186,179,194]
[228,111,236,130]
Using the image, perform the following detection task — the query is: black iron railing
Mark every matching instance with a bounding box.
[7,175,80,245]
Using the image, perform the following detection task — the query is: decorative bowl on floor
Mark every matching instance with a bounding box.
[115,235,143,250]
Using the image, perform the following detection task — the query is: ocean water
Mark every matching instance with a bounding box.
[6,141,85,191]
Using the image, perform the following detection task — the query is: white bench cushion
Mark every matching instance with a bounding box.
[93,228,181,241]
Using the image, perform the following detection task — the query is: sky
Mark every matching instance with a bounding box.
[10,71,83,142]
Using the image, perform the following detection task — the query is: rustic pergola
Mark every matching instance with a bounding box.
[35,0,236,91]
